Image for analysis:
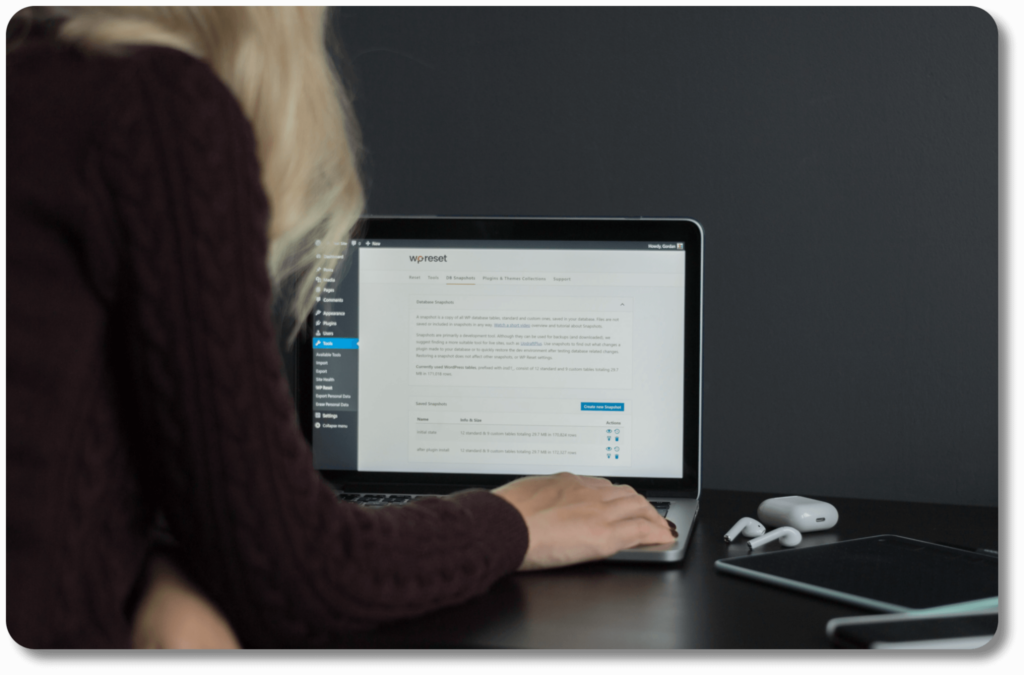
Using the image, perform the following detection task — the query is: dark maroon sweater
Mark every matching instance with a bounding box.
[7,38,528,648]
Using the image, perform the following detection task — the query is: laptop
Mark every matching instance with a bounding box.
[296,216,703,562]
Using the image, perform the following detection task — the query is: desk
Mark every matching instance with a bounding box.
[336,489,998,648]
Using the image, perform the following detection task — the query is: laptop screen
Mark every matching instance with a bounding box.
[309,237,688,480]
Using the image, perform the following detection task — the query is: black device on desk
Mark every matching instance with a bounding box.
[826,610,998,649]
[715,535,998,612]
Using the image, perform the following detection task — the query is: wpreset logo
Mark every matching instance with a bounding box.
[409,254,448,263]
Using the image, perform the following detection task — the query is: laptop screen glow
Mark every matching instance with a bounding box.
[311,239,686,479]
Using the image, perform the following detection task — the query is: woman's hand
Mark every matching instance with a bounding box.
[131,555,240,649]
[492,472,677,571]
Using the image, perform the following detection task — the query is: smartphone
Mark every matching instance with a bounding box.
[826,610,997,649]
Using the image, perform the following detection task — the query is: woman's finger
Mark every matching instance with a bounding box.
[600,493,672,530]
[608,516,677,551]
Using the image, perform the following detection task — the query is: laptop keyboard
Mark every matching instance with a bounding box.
[336,492,671,517]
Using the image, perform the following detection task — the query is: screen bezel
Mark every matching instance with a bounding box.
[297,216,703,498]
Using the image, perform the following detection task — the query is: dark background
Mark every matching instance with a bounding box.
[296,7,997,506]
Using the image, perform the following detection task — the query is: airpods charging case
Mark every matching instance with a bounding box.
[757,496,838,533]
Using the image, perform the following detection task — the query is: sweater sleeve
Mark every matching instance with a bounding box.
[102,48,528,647]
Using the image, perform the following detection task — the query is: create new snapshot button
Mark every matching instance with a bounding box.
[313,338,359,350]
[581,402,625,412]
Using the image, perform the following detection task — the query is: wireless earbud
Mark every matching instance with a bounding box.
[747,526,802,551]
[723,517,766,543]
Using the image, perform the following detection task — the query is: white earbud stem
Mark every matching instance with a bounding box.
[747,526,803,551]
[723,517,766,543]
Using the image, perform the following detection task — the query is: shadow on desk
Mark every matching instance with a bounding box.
[335,490,998,649]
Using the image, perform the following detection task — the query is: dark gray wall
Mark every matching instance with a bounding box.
[326,7,997,506]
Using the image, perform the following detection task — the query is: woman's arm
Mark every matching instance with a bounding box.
[131,555,240,649]
[130,475,675,649]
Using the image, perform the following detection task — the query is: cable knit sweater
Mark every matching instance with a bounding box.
[7,37,528,648]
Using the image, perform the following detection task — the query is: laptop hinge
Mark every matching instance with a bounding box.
[337,482,483,495]
[646,490,693,499]
[334,483,694,499]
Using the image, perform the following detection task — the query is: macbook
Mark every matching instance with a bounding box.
[297,217,703,562]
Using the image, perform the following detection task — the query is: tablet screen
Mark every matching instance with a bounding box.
[717,535,998,611]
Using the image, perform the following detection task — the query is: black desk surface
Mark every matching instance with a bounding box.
[336,489,998,649]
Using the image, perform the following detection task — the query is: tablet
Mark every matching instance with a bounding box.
[715,535,998,612]
[826,609,998,649]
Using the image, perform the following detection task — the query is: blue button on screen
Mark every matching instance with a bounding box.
[312,338,359,349]
[581,402,624,411]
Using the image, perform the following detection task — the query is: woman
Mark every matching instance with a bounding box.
[7,7,675,648]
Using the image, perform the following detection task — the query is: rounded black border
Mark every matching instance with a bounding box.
[299,216,702,497]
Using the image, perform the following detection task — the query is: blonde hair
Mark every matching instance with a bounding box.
[19,7,363,342]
